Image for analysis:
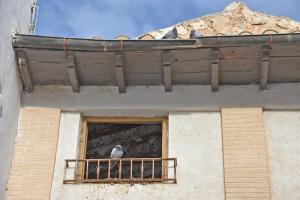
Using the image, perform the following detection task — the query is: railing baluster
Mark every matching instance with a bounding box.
[108,160,111,179]
[63,158,177,184]
[130,159,133,179]
[152,159,155,179]
[174,159,177,181]
[64,160,67,180]
[85,160,89,179]
[97,160,100,179]
[119,160,122,179]
[141,160,144,179]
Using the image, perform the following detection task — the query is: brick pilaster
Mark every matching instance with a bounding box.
[221,107,271,200]
[6,108,60,200]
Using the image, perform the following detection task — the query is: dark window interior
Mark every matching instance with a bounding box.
[85,123,162,179]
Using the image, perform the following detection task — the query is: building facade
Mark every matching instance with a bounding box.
[2,2,300,200]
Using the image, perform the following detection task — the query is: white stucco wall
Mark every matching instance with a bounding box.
[264,111,300,200]
[22,84,300,116]
[0,0,34,198]
[50,112,82,200]
[50,112,225,200]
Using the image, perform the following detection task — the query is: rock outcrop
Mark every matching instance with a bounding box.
[138,2,300,39]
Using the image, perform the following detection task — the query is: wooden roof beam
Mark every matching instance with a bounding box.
[18,50,33,92]
[162,50,172,92]
[260,45,270,90]
[114,53,126,93]
[211,48,219,92]
[66,53,80,92]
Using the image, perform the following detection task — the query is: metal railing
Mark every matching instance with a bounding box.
[63,158,177,184]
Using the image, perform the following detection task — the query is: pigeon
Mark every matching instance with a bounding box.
[110,145,123,169]
[190,30,203,39]
[162,26,178,39]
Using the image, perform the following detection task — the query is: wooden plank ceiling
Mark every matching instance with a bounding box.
[16,43,300,93]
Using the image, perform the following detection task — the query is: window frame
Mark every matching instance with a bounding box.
[76,117,169,181]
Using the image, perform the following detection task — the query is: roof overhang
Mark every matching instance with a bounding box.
[13,33,300,93]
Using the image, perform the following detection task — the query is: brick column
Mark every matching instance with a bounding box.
[221,107,271,200]
[6,108,61,200]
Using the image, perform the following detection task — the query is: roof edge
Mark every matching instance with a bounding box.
[13,33,300,52]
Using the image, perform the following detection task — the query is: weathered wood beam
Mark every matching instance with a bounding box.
[66,53,79,92]
[260,45,270,90]
[13,34,300,52]
[114,53,126,93]
[162,50,172,92]
[211,48,219,92]
[18,50,33,92]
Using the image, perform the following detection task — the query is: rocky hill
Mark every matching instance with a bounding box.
[138,2,300,39]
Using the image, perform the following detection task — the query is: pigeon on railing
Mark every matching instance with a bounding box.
[110,145,123,169]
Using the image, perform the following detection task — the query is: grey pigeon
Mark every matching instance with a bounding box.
[162,27,178,39]
[110,145,123,169]
[190,30,203,39]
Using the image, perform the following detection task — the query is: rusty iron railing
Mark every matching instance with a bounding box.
[63,158,177,184]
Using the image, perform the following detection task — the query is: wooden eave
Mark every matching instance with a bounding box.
[13,33,300,93]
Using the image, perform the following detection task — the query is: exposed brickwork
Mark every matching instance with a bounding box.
[221,107,271,200]
[6,108,61,200]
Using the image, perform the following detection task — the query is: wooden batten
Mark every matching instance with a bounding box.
[114,53,126,93]
[162,50,172,92]
[260,45,270,90]
[18,50,33,92]
[76,119,88,181]
[211,48,219,92]
[66,53,80,92]
[162,118,169,179]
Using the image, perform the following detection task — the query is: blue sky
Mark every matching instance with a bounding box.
[36,0,300,39]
